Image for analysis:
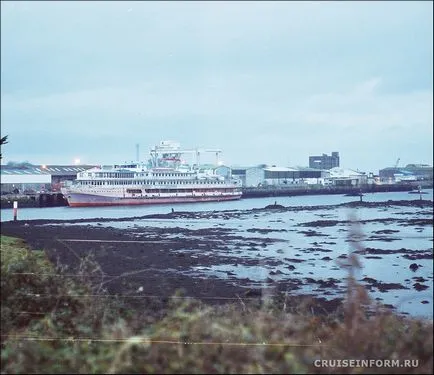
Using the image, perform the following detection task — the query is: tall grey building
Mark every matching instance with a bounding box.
[309,152,340,170]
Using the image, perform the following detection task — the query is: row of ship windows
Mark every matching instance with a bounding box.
[87,188,236,193]
[150,173,192,177]
[90,173,193,178]
[79,180,225,186]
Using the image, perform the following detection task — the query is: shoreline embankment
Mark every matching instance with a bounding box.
[1,181,432,209]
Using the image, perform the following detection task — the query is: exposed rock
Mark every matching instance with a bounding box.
[409,263,419,271]
[413,283,429,291]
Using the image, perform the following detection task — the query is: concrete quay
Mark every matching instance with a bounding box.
[1,181,432,209]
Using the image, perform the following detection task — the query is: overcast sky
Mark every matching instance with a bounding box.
[1,1,432,172]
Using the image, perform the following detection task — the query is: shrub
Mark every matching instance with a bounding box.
[1,235,432,374]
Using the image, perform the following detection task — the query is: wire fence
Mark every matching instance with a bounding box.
[2,213,432,351]
[0,334,323,346]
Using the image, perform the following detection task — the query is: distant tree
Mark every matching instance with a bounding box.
[6,161,33,169]
[1,135,8,160]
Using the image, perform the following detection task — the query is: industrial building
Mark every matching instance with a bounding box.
[1,166,51,194]
[231,166,265,187]
[325,168,367,187]
[1,164,96,194]
[379,164,433,183]
[286,167,329,185]
[261,167,329,186]
[309,152,340,170]
[231,165,329,187]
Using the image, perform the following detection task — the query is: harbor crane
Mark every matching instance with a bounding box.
[150,141,223,167]
[195,149,222,166]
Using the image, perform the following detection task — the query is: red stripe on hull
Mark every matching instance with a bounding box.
[67,195,242,207]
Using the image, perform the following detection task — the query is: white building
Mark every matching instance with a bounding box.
[1,167,51,193]
[231,166,267,187]
[262,166,299,186]
[325,167,367,187]
[246,167,266,187]
[1,164,96,193]
[231,165,328,187]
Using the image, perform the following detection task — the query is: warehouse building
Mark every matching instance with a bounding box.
[261,167,328,186]
[1,166,51,194]
[231,165,267,187]
[1,164,96,194]
[231,165,328,187]
[42,165,98,190]
[290,167,329,185]
[379,164,433,183]
[325,167,367,187]
[404,164,433,180]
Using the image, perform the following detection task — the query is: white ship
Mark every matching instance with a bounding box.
[61,141,242,207]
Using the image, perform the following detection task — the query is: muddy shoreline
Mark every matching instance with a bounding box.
[1,199,432,317]
[1,221,346,315]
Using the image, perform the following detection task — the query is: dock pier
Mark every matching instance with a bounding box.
[0,192,68,209]
[0,182,432,209]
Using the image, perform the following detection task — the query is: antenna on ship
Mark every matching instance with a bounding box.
[196,149,200,167]
[136,144,140,162]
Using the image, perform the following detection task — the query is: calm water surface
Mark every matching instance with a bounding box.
[1,190,433,222]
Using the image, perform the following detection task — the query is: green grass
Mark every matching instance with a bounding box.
[1,235,432,374]
[1,235,52,272]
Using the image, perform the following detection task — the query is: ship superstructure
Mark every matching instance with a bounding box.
[61,141,242,207]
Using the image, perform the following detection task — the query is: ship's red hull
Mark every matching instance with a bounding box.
[65,192,242,207]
